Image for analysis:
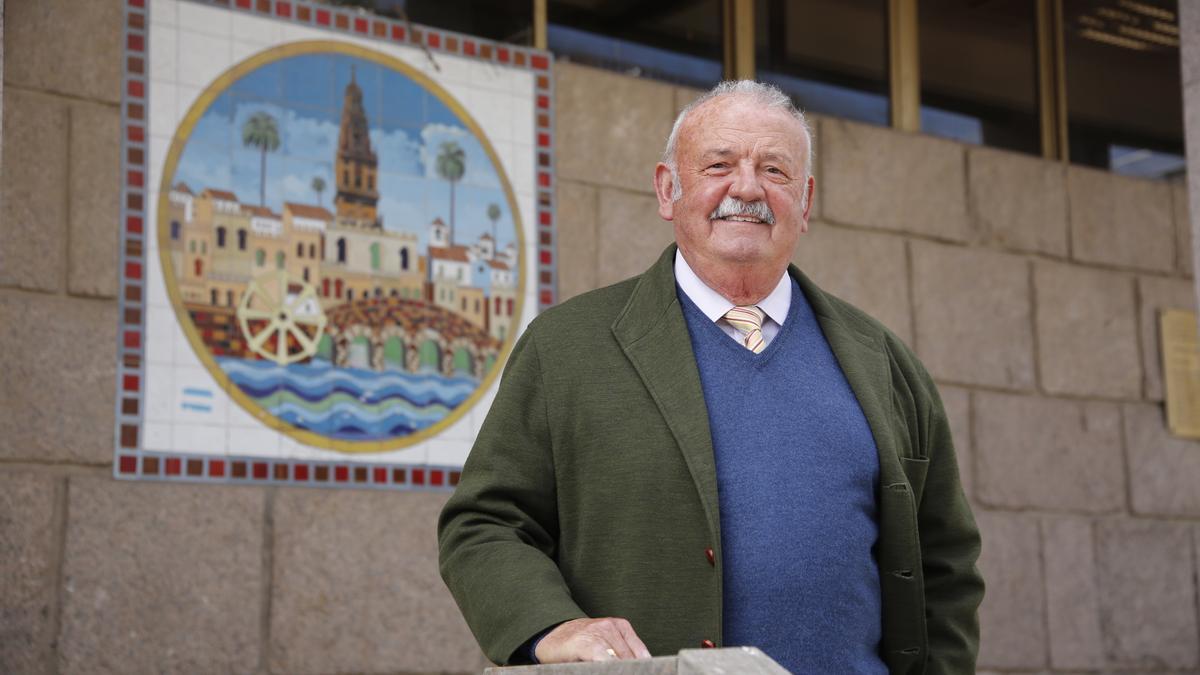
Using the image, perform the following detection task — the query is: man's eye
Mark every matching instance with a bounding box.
[707,163,728,170]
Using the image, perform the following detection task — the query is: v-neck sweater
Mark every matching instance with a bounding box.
[678,279,888,675]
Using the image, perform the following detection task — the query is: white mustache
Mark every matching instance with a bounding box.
[708,197,775,225]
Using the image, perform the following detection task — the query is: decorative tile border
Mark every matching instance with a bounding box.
[114,0,556,490]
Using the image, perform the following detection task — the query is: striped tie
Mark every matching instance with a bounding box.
[724,306,766,353]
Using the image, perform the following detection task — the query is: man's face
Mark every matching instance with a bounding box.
[655,95,814,280]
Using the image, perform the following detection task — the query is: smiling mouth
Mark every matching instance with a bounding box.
[715,215,767,224]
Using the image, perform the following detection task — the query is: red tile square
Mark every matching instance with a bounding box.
[498,47,509,63]
[124,331,140,349]
[428,32,441,48]
[128,125,144,142]
[276,1,291,17]
[130,0,145,8]
[232,461,247,478]
[274,463,288,480]
[537,172,551,187]
[142,456,159,474]
[412,468,425,485]
[335,465,349,482]
[373,467,387,483]
[431,470,444,486]
[127,34,145,52]
[165,458,181,475]
[354,17,367,33]
[294,464,309,481]
[540,290,554,306]
[125,261,143,279]
[126,216,143,233]
[252,462,268,480]
[119,455,138,474]
[316,9,330,25]
[464,40,476,56]
[392,467,408,483]
[122,373,140,391]
[539,211,551,226]
[128,80,144,98]
[531,54,549,70]
[210,459,226,478]
[187,459,203,476]
[127,170,144,187]
[537,133,550,147]
[392,24,405,41]
[537,95,549,109]
[450,471,461,486]
[235,0,250,7]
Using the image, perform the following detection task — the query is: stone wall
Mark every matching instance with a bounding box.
[554,61,1200,674]
[1,2,1198,673]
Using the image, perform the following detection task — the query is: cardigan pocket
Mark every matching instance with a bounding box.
[900,456,930,505]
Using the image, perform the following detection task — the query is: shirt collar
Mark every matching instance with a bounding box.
[674,249,792,326]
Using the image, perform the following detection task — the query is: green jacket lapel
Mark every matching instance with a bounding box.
[611,245,722,547]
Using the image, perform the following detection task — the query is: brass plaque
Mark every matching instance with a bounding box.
[1160,309,1200,439]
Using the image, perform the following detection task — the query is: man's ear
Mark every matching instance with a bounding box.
[654,163,676,221]
[799,175,816,233]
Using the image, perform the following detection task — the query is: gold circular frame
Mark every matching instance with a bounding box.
[157,40,526,454]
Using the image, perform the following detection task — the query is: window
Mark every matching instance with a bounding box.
[296,242,304,258]
[343,169,349,185]
[348,289,355,300]
[495,297,501,314]
[237,229,247,250]
[256,249,266,267]
[1064,0,1183,178]
[170,220,181,240]
[323,278,330,296]
[189,240,196,253]
[309,243,316,258]
[370,242,381,271]
[303,267,310,282]
[275,251,286,270]
[918,0,1039,154]
[756,0,889,126]
[210,289,218,305]
[507,298,514,315]
[337,238,347,263]
[194,259,203,276]
[401,248,410,271]
[355,165,362,188]
[548,0,722,88]
[201,241,207,254]
[226,290,234,307]
[216,226,227,248]
[368,174,374,190]
[462,297,467,311]
[335,279,344,298]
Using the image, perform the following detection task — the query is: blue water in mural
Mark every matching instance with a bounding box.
[217,357,478,440]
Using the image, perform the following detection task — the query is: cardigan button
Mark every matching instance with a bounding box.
[704,547,715,566]
[700,639,716,649]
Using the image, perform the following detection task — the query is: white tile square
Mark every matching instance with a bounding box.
[178,29,231,88]
[171,422,227,454]
[231,12,282,45]
[172,364,228,426]
[231,39,269,65]
[177,0,233,37]
[146,265,170,310]
[175,84,205,122]
[145,309,175,365]
[149,25,179,84]
[426,438,471,467]
[227,425,281,456]
[149,0,179,28]
[143,367,175,423]
[142,421,173,451]
[372,442,430,466]
[150,80,180,140]
[280,22,325,43]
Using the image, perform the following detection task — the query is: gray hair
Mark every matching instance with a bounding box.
[663,80,814,202]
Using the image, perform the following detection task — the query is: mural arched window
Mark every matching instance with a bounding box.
[296,242,304,258]
[189,240,196,253]
[370,242,381,270]
[255,249,266,267]
[194,259,203,276]
[216,226,227,248]
[400,247,409,270]
[226,290,234,307]
[210,289,218,305]
[237,229,247,250]
[335,279,344,298]
[170,220,181,240]
[275,251,286,269]
[309,243,316,258]
[337,237,347,263]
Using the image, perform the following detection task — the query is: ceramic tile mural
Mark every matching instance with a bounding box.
[116,0,557,489]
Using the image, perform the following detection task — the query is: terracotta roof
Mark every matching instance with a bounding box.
[429,245,471,263]
[430,217,446,226]
[284,202,334,220]
[479,233,493,241]
[202,188,239,201]
[487,259,510,270]
[242,204,278,218]
[172,182,193,195]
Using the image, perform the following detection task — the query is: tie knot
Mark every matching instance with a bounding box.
[723,306,766,353]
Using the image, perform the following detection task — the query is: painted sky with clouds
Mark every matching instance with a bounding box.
[172,53,517,252]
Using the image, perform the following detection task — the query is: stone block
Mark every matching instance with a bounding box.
[557,180,598,301]
[968,146,1068,256]
[1173,180,1194,277]
[974,392,1124,513]
[0,291,116,463]
[1096,519,1199,670]
[57,478,264,674]
[1138,276,1197,400]
[911,241,1034,389]
[1067,166,1174,272]
[975,511,1046,671]
[556,63,675,193]
[269,489,485,674]
[68,101,120,298]
[1041,516,1104,670]
[939,386,972,500]
[819,118,969,242]
[0,472,61,675]
[1,88,69,292]
[595,188,675,288]
[1034,261,1140,399]
[4,0,122,104]
[793,223,911,344]
[1124,402,1200,517]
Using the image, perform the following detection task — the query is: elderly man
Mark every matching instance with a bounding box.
[438,81,983,674]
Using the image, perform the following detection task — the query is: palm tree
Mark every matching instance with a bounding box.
[487,203,501,258]
[311,175,326,206]
[242,112,281,207]
[435,141,466,243]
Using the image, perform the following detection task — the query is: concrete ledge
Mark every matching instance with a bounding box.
[485,647,790,674]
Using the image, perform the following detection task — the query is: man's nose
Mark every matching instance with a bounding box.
[727,163,765,203]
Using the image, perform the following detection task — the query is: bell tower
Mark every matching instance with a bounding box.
[334,66,380,228]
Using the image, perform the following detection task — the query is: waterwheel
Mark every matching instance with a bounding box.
[236,270,327,365]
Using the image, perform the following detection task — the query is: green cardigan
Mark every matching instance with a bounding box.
[438,245,983,674]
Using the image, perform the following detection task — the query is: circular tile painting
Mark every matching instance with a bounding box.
[157,42,523,452]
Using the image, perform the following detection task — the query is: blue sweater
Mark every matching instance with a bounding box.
[679,280,887,675]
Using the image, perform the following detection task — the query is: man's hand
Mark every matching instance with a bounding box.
[534,617,652,663]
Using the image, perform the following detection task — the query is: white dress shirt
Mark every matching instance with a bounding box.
[674,249,792,348]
